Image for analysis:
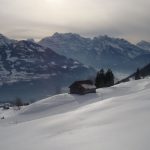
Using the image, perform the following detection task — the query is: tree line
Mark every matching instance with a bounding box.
[95,69,114,88]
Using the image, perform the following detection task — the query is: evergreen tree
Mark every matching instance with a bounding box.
[135,68,141,80]
[99,69,105,87]
[105,69,114,87]
[95,71,100,88]
[95,68,114,88]
[95,69,105,88]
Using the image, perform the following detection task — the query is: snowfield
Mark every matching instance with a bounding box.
[0,78,150,150]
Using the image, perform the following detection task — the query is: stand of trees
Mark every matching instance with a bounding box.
[95,69,114,88]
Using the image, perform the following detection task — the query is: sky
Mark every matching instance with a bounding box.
[0,0,150,43]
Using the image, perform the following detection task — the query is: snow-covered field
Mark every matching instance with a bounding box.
[0,78,150,150]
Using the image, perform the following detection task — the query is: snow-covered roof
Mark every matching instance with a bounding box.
[81,84,96,89]
[69,80,94,88]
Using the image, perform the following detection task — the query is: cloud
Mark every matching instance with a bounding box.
[0,0,150,42]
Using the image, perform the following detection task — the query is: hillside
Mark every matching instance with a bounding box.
[0,78,150,150]
[118,63,150,83]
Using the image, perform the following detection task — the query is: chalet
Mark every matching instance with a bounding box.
[69,80,96,95]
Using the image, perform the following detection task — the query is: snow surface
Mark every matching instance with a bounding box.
[0,78,150,150]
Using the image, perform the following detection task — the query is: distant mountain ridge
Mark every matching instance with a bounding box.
[137,40,150,51]
[1,32,150,101]
[0,34,16,46]
[0,34,95,101]
[39,33,150,73]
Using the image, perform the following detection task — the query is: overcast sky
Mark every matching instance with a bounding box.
[0,0,150,43]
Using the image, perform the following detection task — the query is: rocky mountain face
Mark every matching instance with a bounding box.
[0,34,16,46]
[0,34,95,101]
[137,40,150,51]
[39,33,150,73]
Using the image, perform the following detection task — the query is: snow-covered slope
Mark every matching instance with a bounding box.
[0,78,150,150]
[119,63,150,84]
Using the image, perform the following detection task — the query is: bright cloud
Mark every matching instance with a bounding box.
[0,0,150,42]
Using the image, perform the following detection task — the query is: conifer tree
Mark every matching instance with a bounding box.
[95,69,105,88]
[135,68,141,80]
[105,69,114,87]
[95,68,114,88]
[95,71,100,88]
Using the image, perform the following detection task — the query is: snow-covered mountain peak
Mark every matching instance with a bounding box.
[52,32,83,39]
[0,35,95,100]
[0,33,14,46]
[137,40,150,51]
[137,40,149,45]
[15,40,43,49]
[0,33,5,38]
[39,33,150,73]
[49,32,90,42]
[26,38,35,43]
[95,35,112,40]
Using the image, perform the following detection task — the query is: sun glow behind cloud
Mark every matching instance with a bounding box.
[0,0,150,42]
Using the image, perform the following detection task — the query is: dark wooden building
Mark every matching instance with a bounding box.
[69,80,96,95]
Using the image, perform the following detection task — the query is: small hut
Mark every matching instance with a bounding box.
[69,80,96,95]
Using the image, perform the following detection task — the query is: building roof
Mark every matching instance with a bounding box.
[80,84,96,89]
[69,80,96,89]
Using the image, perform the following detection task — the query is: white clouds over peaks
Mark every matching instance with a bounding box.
[0,0,150,42]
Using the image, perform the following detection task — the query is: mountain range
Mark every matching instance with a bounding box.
[39,33,150,73]
[0,32,150,101]
[0,34,95,101]
[137,40,150,51]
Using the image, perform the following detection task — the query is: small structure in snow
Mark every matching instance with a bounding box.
[3,103,10,110]
[1,116,5,120]
[69,80,96,95]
